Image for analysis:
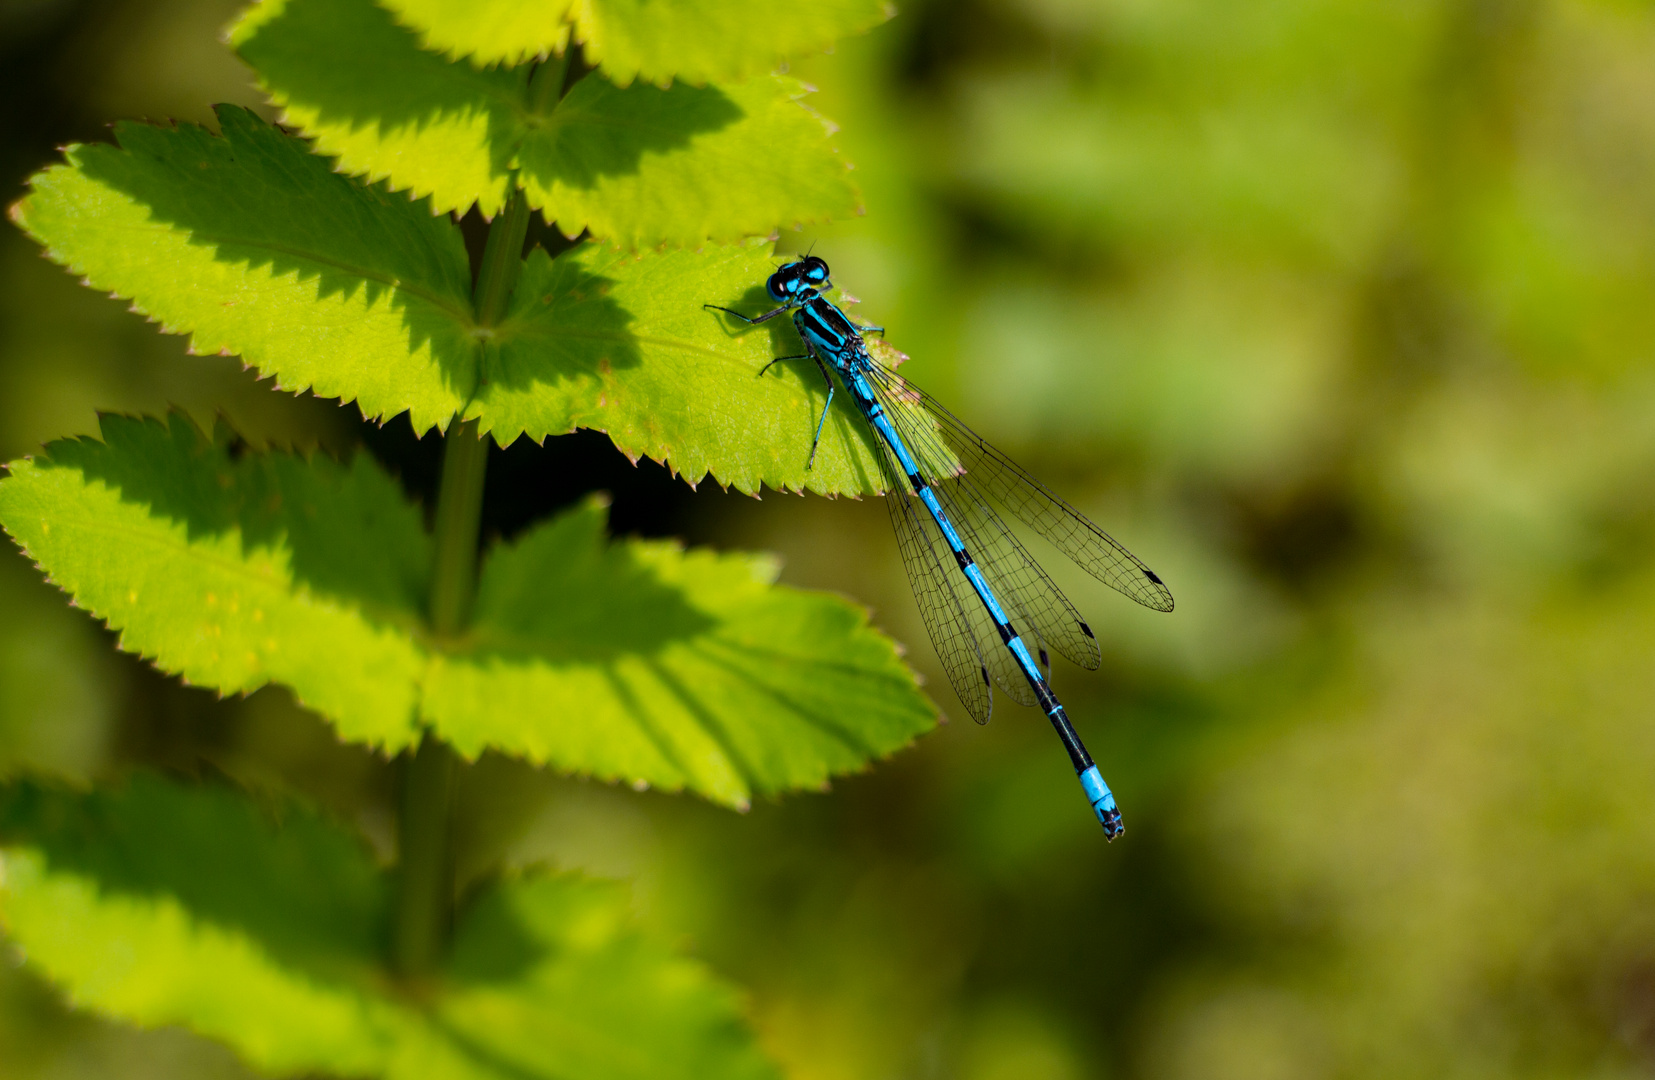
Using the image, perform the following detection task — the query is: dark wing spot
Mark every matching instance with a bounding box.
[1079,621,1095,639]
[980,666,992,687]
[1145,569,1164,585]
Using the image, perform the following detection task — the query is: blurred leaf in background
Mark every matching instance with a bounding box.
[4,0,1655,1079]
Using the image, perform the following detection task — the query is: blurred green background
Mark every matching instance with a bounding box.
[5,0,1655,1077]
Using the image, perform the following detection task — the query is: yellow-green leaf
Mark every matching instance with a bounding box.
[380,0,894,86]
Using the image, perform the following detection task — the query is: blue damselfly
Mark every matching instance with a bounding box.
[707,256,1173,838]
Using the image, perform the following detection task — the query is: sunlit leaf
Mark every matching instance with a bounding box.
[380,0,893,85]
[0,416,936,800]
[0,774,780,1080]
[480,240,902,497]
[515,74,858,249]
[230,0,860,240]
[10,106,476,435]
[424,495,937,808]
[383,0,575,70]
[0,413,431,751]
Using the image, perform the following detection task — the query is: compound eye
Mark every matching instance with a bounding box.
[765,271,790,301]
[802,256,830,283]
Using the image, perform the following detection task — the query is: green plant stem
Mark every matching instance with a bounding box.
[393,47,585,979]
[393,729,456,976]
[394,176,534,976]
[474,188,531,329]
[426,416,490,637]
[394,418,486,977]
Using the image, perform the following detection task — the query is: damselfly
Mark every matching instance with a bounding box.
[706,256,1174,838]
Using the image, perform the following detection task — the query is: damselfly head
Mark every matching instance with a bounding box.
[766,255,832,302]
[797,255,830,286]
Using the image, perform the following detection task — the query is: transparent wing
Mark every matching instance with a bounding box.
[910,475,1042,708]
[871,380,1094,679]
[869,428,997,724]
[863,361,1175,614]
[929,483,1050,703]
[924,459,1096,677]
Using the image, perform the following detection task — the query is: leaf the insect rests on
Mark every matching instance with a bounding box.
[230,0,860,243]
[0,774,781,1080]
[0,415,938,801]
[379,0,893,86]
[482,240,908,497]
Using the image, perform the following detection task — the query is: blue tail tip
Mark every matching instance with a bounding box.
[1079,765,1125,841]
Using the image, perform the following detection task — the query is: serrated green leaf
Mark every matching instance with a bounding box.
[481,240,907,496]
[228,0,527,221]
[379,0,892,85]
[380,0,580,70]
[571,0,893,87]
[0,416,936,801]
[384,0,575,71]
[424,494,936,807]
[230,0,860,241]
[0,413,431,751]
[515,73,858,248]
[10,105,476,435]
[0,774,779,1080]
[14,115,904,494]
